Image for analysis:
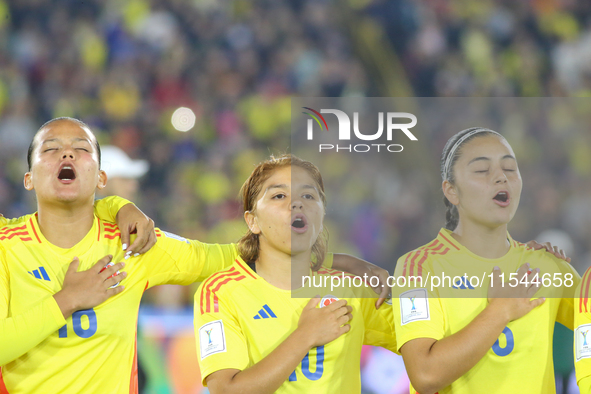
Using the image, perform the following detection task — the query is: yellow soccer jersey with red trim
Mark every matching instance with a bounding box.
[194,257,397,393]
[574,267,591,392]
[392,228,580,394]
[0,214,238,394]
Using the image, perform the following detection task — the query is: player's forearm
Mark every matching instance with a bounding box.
[209,329,313,394]
[0,297,66,365]
[332,253,363,273]
[404,303,510,394]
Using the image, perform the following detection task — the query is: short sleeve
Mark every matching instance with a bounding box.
[392,254,445,352]
[574,267,591,385]
[93,196,132,222]
[194,284,249,385]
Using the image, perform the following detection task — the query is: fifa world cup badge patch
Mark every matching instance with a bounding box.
[199,320,227,360]
[575,324,591,361]
[400,289,430,325]
[319,295,339,308]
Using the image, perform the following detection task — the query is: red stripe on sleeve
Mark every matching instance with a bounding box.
[202,269,239,314]
[584,270,591,314]
[0,225,26,235]
[579,269,591,313]
[212,276,246,312]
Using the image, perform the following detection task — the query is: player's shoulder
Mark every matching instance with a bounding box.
[515,239,573,271]
[197,257,257,299]
[97,218,122,242]
[0,213,39,248]
[395,230,457,276]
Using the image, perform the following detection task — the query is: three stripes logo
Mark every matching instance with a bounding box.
[253,304,277,320]
[28,267,51,281]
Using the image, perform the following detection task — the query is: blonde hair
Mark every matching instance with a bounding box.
[237,154,328,270]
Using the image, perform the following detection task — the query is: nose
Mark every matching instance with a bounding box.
[291,199,303,210]
[62,147,75,160]
[493,168,508,184]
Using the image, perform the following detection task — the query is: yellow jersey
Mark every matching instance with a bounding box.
[574,267,591,393]
[194,257,396,393]
[392,228,580,394]
[0,213,238,394]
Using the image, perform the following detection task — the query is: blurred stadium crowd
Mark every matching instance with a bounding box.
[0,0,590,392]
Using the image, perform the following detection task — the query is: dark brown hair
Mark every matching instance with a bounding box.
[237,154,328,270]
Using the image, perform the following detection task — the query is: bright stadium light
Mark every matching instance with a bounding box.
[171,107,196,132]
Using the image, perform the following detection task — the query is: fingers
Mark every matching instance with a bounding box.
[339,324,351,335]
[136,228,157,255]
[105,285,125,298]
[337,312,352,325]
[104,271,127,288]
[305,296,322,309]
[526,240,542,250]
[529,297,546,309]
[326,299,348,312]
[120,226,131,253]
[67,256,80,274]
[100,262,125,280]
[126,223,145,258]
[92,255,113,272]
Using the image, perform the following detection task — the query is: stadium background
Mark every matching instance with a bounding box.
[0,0,589,392]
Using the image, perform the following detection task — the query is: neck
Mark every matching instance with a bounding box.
[452,220,510,259]
[37,198,95,249]
[256,245,311,291]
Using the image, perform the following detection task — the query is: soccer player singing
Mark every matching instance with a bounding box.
[0,118,392,393]
[0,117,245,393]
[195,154,397,393]
[392,127,580,394]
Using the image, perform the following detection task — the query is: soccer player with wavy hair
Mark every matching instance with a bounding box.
[392,128,580,394]
[195,154,397,393]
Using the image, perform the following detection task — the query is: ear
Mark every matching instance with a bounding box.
[442,180,459,206]
[96,170,108,190]
[244,210,261,235]
[24,172,34,191]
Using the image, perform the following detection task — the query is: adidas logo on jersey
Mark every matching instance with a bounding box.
[28,267,50,281]
[452,276,474,289]
[253,304,277,319]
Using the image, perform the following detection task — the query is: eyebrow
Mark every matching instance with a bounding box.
[41,137,91,144]
[468,154,515,165]
[265,184,319,192]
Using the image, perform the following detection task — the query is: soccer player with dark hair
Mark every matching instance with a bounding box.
[0,118,392,393]
[392,128,580,394]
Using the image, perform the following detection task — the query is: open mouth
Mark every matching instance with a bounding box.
[291,215,308,232]
[493,191,509,204]
[58,166,76,181]
[292,218,305,228]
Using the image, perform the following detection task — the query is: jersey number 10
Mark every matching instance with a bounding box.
[289,345,324,382]
[58,308,98,339]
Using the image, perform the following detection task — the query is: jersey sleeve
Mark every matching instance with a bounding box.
[574,267,591,386]
[194,283,249,385]
[356,286,397,353]
[0,243,67,366]
[142,231,239,288]
[93,196,132,222]
[0,216,6,227]
[556,260,581,330]
[391,253,445,352]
